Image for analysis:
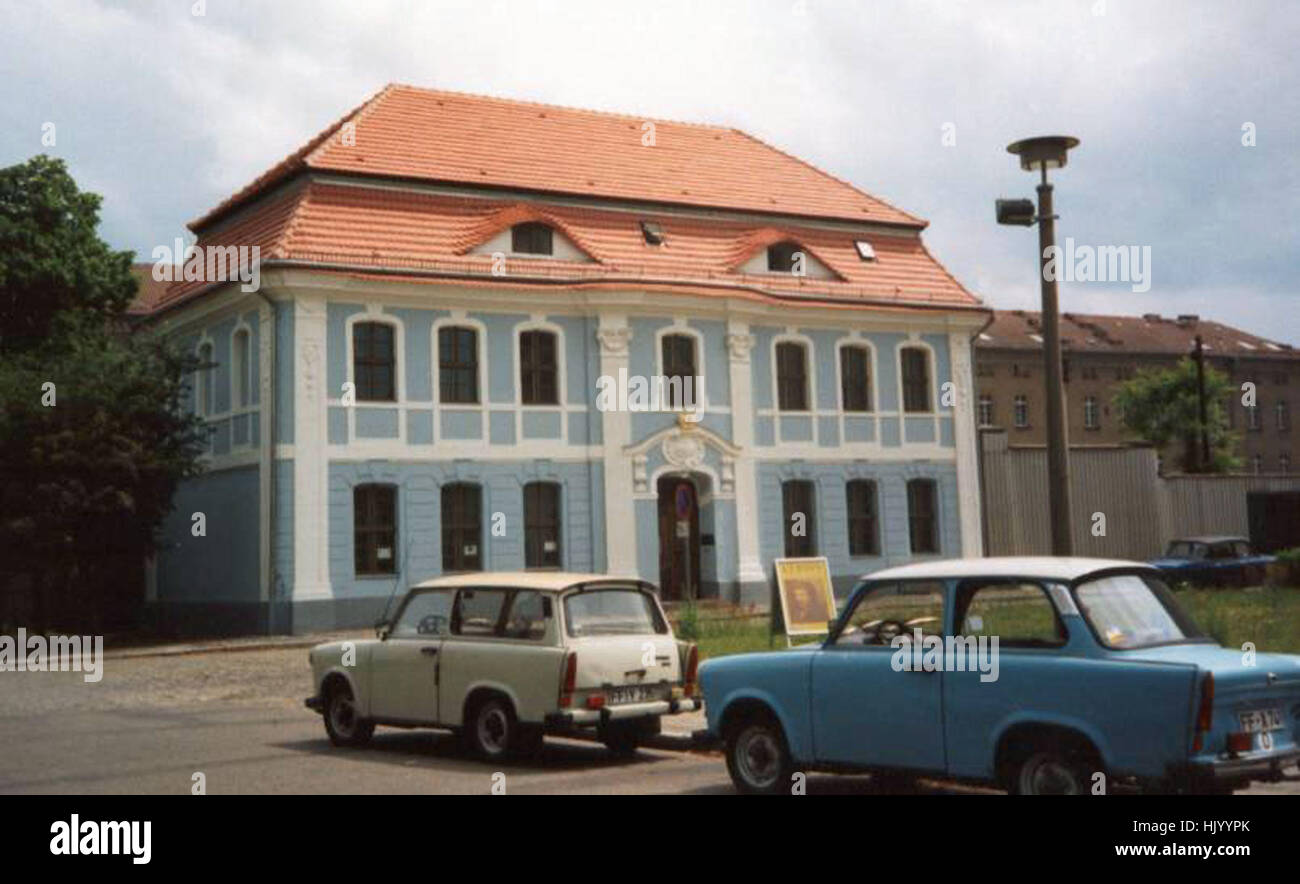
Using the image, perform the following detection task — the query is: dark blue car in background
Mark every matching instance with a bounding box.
[1149,536,1275,587]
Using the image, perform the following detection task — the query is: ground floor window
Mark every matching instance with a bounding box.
[845,480,880,556]
[442,483,482,572]
[907,478,939,554]
[523,481,562,568]
[782,479,817,557]
[354,484,397,575]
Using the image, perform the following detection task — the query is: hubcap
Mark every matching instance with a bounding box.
[1023,756,1080,795]
[478,706,509,754]
[735,726,782,789]
[330,694,356,737]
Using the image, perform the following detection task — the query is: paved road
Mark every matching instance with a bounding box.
[0,645,1294,795]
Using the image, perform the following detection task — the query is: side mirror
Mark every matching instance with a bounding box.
[374,619,390,640]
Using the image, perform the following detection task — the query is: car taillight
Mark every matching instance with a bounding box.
[683,643,699,698]
[559,651,578,708]
[585,694,605,710]
[1193,672,1214,752]
[1227,732,1252,755]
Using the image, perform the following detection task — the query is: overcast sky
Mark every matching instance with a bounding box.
[2,0,1296,342]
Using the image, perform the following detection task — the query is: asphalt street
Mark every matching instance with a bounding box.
[1,644,1294,795]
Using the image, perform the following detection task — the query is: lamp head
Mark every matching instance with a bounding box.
[1006,135,1080,172]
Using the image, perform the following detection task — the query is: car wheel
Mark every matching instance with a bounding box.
[323,682,374,748]
[465,696,518,761]
[1012,746,1095,795]
[601,722,642,758]
[725,714,794,795]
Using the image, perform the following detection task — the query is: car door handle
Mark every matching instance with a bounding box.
[421,646,439,656]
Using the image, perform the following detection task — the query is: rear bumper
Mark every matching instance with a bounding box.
[1187,748,1300,783]
[546,697,701,728]
[304,695,322,713]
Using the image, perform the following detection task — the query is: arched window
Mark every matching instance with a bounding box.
[354,484,397,575]
[523,482,562,569]
[232,328,251,409]
[900,346,931,413]
[519,330,558,405]
[438,325,479,404]
[775,341,809,411]
[196,342,214,417]
[511,222,553,255]
[353,321,396,402]
[839,344,871,412]
[442,483,483,572]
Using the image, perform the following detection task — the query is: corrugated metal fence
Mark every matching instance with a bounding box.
[980,430,1300,559]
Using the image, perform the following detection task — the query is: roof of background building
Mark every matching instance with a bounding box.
[128,263,172,315]
[192,84,925,232]
[977,310,1295,359]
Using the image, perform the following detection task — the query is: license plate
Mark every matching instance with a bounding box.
[606,684,659,705]
[1238,708,1283,733]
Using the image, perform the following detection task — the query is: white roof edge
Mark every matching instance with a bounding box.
[409,571,648,592]
[860,556,1154,583]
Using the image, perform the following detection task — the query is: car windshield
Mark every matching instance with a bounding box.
[1165,541,1202,558]
[1074,573,1206,650]
[564,587,667,637]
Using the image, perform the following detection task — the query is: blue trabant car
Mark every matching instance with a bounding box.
[1149,536,1276,587]
[699,557,1300,794]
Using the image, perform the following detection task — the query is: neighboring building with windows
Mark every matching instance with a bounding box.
[975,310,1298,473]
[139,85,987,632]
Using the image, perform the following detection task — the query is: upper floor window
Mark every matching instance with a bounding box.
[839,345,871,412]
[195,342,214,417]
[1014,395,1029,428]
[978,394,994,427]
[511,222,553,255]
[354,484,397,576]
[1280,453,1292,473]
[523,482,562,569]
[353,321,396,402]
[661,333,698,410]
[519,329,559,405]
[907,478,939,554]
[438,326,479,404]
[1247,404,1261,431]
[1277,399,1290,431]
[767,241,802,273]
[232,328,251,409]
[900,346,931,413]
[845,479,880,557]
[1083,396,1099,430]
[775,341,809,411]
[782,479,817,557]
[1251,454,1263,474]
[442,483,482,573]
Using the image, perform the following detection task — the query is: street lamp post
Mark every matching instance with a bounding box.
[998,135,1080,556]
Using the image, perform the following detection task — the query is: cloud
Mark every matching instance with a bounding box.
[1,0,1295,341]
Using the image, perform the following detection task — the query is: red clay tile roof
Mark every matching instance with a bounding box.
[979,309,1296,358]
[191,84,925,232]
[154,181,978,313]
[128,263,174,315]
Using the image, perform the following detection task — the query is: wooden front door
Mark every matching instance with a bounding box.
[657,475,701,601]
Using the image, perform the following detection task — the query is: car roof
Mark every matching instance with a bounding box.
[408,571,649,592]
[862,556,1155,583]
[1169,536,1247,544]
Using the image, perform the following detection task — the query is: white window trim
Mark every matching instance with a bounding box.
[194,336,215,419]
[771,333,817,447]
[513,319,568,445]
[431,317,489,444]
[896,340,939,417]
[231,321,254,415]
[654,322,708,415]
[834,337,877,415]
[341,308,407,446]
[1013,394,1030,429]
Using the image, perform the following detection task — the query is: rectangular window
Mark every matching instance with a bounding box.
[1277,400,1290,431]
[511,222,553,255]
[523,482,562,569]
[767,242,800,273]
[441,483,482,572]
[1083,396,1099,430]
[438,326,479,404]
[502,590,549,641]
[846,480,880,557]
[776,341,809,411]
[839,346,871,412]
[978,395,994,427]
[519,330,558,405]
[452,588,507,636]
[354,484,397,575]
[1014,395,1029,428]
[233,330,250,409]
[900,347,931,412]
[1247,405,1261,431]
[781,480,816,557]
[907,479,939,554]
[353,322,396,402]
[661,334,697,410]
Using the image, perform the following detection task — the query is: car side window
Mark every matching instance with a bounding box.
[957,582,1065,648]
[1208,543,1234,560]
[502,590,550,641]
[392,590,453,638]
[1233,541,1252,557]
[834,581,944,646]
[452,588,508,636]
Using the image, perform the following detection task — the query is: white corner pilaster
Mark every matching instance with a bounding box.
[726,320,765,584]
[293,295,332,598]
[948,331,984,557]
[596,316,637,575]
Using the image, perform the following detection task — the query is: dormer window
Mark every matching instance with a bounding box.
[511,222,553,255]
[854,240,876,261]
[767,241,802,273]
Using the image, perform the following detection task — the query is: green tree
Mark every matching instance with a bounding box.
[0,156,208,632]
[1112,357,1240,473]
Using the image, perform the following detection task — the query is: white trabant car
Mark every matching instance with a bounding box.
[306,572,701,760]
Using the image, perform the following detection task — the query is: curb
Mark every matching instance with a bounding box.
[105,637,337,660]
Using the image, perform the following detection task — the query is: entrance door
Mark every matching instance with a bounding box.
[657,476,701,601]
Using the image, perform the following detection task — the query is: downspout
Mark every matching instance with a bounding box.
[254,289,278,634]
[970,310,996,557]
